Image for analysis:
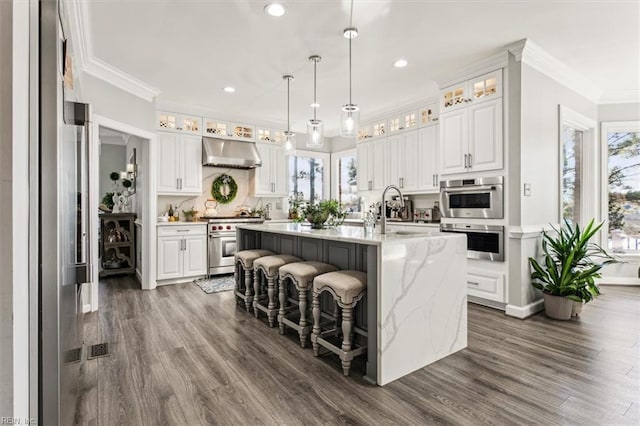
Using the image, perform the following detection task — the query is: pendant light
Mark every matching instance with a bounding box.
[340,26,359,137]
[340,0,359,138]
[283,75,295,152]
[306,55,324,148]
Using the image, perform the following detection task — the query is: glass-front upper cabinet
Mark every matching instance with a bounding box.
[357,124,372,141]
[372,120,387,138]
[204,118,228,137]
[419,104,438,126]
[469,69,502,104]
[403,110,417,130]
[231,123,255,141]
[157,111,202,135]
[440,69,502,113]
[388,115,402,133]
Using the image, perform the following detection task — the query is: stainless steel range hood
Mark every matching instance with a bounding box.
[202,136,262,169]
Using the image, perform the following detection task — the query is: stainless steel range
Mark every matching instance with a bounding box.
[201,217,264,275]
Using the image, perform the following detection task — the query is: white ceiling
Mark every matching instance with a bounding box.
[83,0,639,135]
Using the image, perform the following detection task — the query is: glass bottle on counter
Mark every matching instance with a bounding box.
[168,204,174,217]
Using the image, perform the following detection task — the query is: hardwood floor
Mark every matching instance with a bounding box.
[75,277,640,425]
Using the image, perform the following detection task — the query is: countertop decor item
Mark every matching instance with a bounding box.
[528,219,618,320]
[303,199,346,229]
[212,174,237,204]
[182,206,198,222]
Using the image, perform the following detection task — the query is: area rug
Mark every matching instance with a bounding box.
[194,274,235,294]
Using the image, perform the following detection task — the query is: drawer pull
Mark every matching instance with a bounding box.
[177,229,191,232]
[467,281,479,286]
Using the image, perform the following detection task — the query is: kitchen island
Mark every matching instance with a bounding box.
[237,223,468,385]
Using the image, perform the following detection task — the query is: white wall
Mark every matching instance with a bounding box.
[599,103,640,122]
[0,0,14,415]
[98,143,126,200]
[519,63,598,226]
[79,73,154,132]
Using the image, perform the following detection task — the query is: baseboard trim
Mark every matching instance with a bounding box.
[598,278,640,286]
[82,303,92,314]
[505,299,544,319]
[468,295,506,311]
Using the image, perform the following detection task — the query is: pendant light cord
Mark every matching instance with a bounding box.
[287,77,290,132]
[349,35,352,105]
[313,58,317,121]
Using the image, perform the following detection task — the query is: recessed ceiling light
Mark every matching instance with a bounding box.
[264,3,285,17]
[223,86,235,93]
[393,59,408,68]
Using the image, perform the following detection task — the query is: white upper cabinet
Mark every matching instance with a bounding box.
[418,103,439,127]
[439,69,503,175]
[203,118,256,141]
[157,111,202,135]
[157,133,203,195]
[356,138,386,191]
[254,142,288,197]
[417,125,440,191]
[440,69,502,113]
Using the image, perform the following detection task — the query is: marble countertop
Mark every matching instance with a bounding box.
[237,222,455,246]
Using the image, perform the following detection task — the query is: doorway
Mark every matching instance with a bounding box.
[89,116,157,312]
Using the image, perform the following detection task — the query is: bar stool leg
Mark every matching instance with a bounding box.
[312,293,321,356]
[278,278,287,335]
[243,267,253,312]
[341,306,354,376]
[253,270,261,318]
[267,277,277,327]
[333,300,341,338]
[298,288,309,348]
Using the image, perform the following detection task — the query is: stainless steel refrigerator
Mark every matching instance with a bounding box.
[38,0,93,423]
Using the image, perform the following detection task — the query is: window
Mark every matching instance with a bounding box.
[332,150,360,214]
[288,151,329,202]
[561,124,583,223]
[558,106,596,226]
[603,121,640,253]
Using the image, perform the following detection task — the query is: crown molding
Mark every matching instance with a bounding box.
[598,90,640,105]
[64,0,160,102]
[507,38,603,104]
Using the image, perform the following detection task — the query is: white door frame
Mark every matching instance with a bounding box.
[90,115,157,311]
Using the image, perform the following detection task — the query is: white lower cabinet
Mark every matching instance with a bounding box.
[466,269,505,303]
[157,225,207,281]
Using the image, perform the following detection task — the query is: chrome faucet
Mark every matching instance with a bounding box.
[380,185,405,234]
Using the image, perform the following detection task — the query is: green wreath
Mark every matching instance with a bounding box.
[211,174,237,204]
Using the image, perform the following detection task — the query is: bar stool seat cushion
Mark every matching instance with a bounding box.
[254,255,302,277]
[279,261,338,290]
[235,250,275,269]
[314,271,367,307]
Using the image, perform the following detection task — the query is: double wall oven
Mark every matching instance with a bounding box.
[439,176,504,262]
[202,217,264,275]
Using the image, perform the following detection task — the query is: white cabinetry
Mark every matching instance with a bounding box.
[439,70,503,176]
[203,118,256,141]
[157,133,203,194]
[417,125,440,190]
[467,269,505,303]
[387,131,419,191]
[356,138,386,191]
[157,225,207,281]
[156,111,202,135]
[254,142,287,197]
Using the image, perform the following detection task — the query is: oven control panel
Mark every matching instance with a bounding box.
[210,224,235,233]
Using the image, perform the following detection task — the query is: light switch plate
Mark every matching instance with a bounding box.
[524,183,531,196]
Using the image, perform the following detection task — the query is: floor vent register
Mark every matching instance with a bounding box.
[87,342,110,360]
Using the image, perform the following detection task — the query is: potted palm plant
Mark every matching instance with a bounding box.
[529,219,618,320]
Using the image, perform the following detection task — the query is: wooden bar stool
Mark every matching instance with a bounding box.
[278,261,338,348]
[311,271,367,376]
[253,255,302,327]
[234,250,275,312]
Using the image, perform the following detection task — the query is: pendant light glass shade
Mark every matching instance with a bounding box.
[340,26,359,138]
[307,55,323,148]
[283,75,295,152]
[340,104,359,138]
[307,119,324,148]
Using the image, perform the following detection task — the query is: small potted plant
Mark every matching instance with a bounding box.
[182,206,198,222]
[288,192,305,221]
[303,199,346,229]
[528,219,618,320]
